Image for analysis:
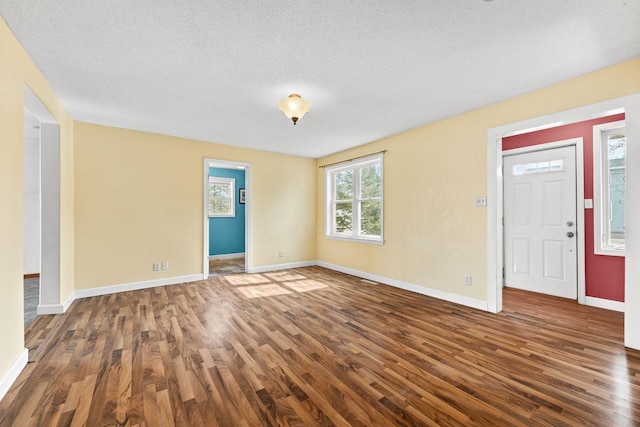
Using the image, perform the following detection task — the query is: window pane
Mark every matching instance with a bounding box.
[335,202,353,233]
[211,184,230,197]
[360,201,381,236]
[335,170,353,200]
[608,134,626,246]
[549,160,563,171]
[360,164,382,198]
[537,161,549,173]
[211,198,231,214]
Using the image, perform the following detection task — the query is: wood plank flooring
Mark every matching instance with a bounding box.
[1,266,639,426]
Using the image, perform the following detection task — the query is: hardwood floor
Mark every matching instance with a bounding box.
[209,256,245,276]
[1,266,639,426]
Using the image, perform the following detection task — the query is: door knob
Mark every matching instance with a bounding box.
[567,231,575,238]
[566,221,574,227]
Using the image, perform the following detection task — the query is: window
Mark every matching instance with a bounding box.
[208,177,235,217]
[325,154,383,243]
[512,159,564,175]
[593,120,626,255]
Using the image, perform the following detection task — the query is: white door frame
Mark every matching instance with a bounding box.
[503,138,585,302]
[203,158,252,277]
[487,93,640,351]
[24,85,62,315]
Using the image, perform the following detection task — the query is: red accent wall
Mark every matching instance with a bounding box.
[503,113,625,302]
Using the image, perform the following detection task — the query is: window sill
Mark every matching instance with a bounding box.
[325,234,384,245]
[594,248,625,257]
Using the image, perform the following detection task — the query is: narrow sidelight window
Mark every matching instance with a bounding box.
[593,120,625,255]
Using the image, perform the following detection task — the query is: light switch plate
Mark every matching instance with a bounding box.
[584,199,593,209]
[475,196,487,207]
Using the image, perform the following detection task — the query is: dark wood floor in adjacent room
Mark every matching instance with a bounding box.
[1,266,638,426]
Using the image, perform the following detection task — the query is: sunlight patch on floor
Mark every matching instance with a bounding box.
[236,284,293,299]
[282,280,328,293]
[223,274,271,286]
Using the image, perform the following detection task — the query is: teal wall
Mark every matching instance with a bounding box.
[209,167,245,256]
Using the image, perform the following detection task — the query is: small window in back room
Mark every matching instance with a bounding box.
[593,120,626,255]
[209,177,235,217]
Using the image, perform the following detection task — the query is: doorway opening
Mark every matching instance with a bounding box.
[23,86,62,326]
[486,93,640,350]
[203,158,251,277]
[23,108,40,327]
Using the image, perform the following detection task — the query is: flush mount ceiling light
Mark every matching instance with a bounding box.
[278,94,310,125]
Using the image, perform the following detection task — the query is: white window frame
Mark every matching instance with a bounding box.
[325,153,384,244]
[208,176,235,217]
[593,120,626,256]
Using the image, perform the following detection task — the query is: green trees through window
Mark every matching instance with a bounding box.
[208,177,235,217]
[326,154,383,242]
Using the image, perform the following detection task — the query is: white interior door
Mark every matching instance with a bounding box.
[504,145,577,299]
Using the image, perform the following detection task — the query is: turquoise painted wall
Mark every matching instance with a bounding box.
[209,167,246,256]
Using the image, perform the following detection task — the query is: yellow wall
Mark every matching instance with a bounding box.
[74,122,316,290]
[0,18,74,381]
[317,57,640,302]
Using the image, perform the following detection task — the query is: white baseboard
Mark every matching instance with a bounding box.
[317,261,488,311]
[41,274,206,314]
[73,274,205,300]
[249,261,316,274]
[585,296,625,312]
[37,303,64,315]
[0,348,28,402]
[209,252,245,260]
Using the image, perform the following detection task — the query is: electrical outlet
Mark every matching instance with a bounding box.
[153,262,160,271]
[162,261,169,270]
[278,251,284,258]
[464,275,472,285]
[475,196,487,207]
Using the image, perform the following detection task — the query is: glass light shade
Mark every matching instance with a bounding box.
[278,94,310,125]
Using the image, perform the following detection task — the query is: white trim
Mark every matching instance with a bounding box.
[592,120,626,256]
[249,261,316,274]
[25,85,62,313]
[37,303,65,315]
[209,252,245,260]
[585,296,625,312]
[36,290,74,314]
[204,159,251,277]
[487,93,640,350]
[624,102,640,349]
[74,274,204,299]
[0,348,28,402]
[502,138,586,305]
[502,138,580,156]
[317,261,488,311]
[39,274,204,315]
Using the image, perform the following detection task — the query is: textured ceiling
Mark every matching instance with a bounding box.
[2,1,639,158]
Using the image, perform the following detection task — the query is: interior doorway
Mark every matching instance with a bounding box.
[23,108,41,327]
[486,93,640,351]
[23,86,62,319]
[203,158,252,277]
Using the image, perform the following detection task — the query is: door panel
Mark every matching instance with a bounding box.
[512,238,531,275]
[543,239,565,280]
[504,145,577,299]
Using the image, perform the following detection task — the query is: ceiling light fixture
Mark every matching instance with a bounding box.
[278,94,310,125]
